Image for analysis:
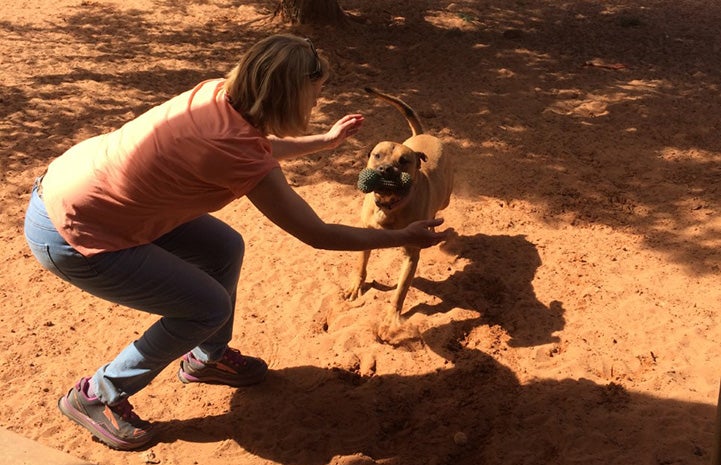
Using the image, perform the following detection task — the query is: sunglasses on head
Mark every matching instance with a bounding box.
[305,38,323,80]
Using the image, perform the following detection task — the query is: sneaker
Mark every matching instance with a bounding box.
[57,377,153,450]
[178,347,267,387]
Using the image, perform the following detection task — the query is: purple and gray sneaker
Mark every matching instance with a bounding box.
[178,347,267,387]
[58,377,153,450]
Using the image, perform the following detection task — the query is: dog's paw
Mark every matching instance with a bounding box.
[343,284,363,301]
[375,316,423,348]
[375,311,404,340]
[382,310,403,329]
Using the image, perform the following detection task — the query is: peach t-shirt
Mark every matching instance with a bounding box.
[42,79,280,257]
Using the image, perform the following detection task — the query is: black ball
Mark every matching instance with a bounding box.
[357,169,413,193]
[357,168,382,193]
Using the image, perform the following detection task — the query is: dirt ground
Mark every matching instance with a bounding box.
[2,1,721,464]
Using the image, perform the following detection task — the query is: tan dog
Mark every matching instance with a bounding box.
[345,87,453,328]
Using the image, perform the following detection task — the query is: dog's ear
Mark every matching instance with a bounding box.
[416,152,428,164]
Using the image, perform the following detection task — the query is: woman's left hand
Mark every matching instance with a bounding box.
[325,114,364,149]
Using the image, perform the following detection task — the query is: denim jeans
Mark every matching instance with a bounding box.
[24,182,244,405]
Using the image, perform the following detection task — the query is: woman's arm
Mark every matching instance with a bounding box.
[246,168,449,251]
[268,114,364,160]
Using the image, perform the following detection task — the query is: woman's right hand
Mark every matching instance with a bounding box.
[401,218,452,249]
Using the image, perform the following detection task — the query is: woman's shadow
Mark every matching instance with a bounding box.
[154,324,521,464]
[409,232,566,347]
[153,319,716,465]
[148,235,712,464]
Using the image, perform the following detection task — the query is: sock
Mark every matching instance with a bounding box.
[84,378,98,399]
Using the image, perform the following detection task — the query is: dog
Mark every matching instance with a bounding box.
[344,87,453,329]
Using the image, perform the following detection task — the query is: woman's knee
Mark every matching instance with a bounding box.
[208,218,244,259]
[197,290,235,330]
[207,227,244,288]
[222,229,245,261]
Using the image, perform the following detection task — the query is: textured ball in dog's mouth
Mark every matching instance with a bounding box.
[357,168,412,194]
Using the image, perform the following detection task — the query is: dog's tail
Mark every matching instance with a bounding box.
[365,87,424,137]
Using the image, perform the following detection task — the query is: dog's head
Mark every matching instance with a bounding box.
[357,141,427,210]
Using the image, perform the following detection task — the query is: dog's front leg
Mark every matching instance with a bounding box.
[344,249,371,301]
[386,247,420,326]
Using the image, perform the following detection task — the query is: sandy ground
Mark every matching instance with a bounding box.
[2,1,721,464]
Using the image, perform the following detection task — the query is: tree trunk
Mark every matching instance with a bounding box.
[276,0,348,25]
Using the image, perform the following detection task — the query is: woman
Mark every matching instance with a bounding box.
[24,33,448,450]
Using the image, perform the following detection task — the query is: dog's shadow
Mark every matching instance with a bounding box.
[409,232,565,347]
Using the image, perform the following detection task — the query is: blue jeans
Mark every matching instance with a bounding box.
[24,182,244,405]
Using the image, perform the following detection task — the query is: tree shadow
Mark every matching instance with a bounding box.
[281,0,721,276]
[5,0,721,271]
[2,1,268,228]
[409,232,565,347]
[4,2,269,165]
[3,2,718,463]
[153,323,715,464]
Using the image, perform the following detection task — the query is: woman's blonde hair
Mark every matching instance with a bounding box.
[224,34,329,137]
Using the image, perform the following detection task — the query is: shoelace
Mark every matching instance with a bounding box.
[111,399,142,422]
[220,348,249,368]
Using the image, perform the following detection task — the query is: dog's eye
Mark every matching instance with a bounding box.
[373,153,381,159]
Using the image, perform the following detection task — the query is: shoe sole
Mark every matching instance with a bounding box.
[177,367,266,387]
[58,395,152,451]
